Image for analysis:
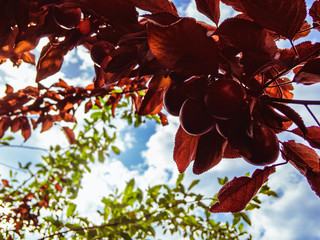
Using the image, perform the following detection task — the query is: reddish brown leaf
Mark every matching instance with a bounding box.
[292,126,320,149]
[195,0,220,25]
[25,193,35,201]
[30,119,38,130]
[215,18,277,76]
[20,52,36,65]
[130,0,178,16]
[223,142,241,159]
[62,127,75,144]
[173,126,200,173]
[36,45,66,82]
[238,0,307,39]
[158,112,168,126]
[293,58,320,85]
[265,78,294,100]
[210,166,276,213]
[138,89,165,116]
[293,20,311,41]
[20,117,31,142]
[282,141,320,174]
[1,179,9,187]
[280,41,320,63]
[147,17,219,75]
[60,113,76,123]
[11,118,21,133]
[268,102,307,136]
[193,130,227,174]
[54,79,71,89]
[220,0,245,12]
[84,100,93,113]
[55,183,62,193]
[5,84,13,95]
[306,169,320,197]
[0,117,11,139]
[41,116,54,133]
[310,0,320,26]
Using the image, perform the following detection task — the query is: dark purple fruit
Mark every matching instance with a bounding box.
[163,83,188,116]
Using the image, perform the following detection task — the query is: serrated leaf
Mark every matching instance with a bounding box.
[238,0,307,39]
[130,0,177,16]
[195,0,220,25]
[292,126,320,149]
[148,17,219,75]
[210,167,276,213]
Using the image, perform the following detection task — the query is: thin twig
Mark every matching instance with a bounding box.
[305,105,320,127]
[0,144,48,152]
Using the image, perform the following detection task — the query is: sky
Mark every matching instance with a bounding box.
[1,1,320,240]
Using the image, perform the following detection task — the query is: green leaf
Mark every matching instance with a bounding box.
[239,212,251,226]
[124,179,135,196]
[188,179,200,191]
[120,232,132,240]
[98,150,104,163]
[176,173,184,187]
[67,203,77,218]
[111,146,120,155]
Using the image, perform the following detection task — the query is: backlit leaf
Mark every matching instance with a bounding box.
[174,126,200,173]
[0,117,11,139]
[1,179,9,187]
[195,0,220,25]
[292,126,320,149]
[310,0,320,27]
[294,58,320,85]
[20,117,31,142]
[306,170,320,197]
[41,116,54,133]
[238,0,307,39]
[282,141,320,174]
[148,17,219,75]
[210,166,276,213]
[220,0,245,12]
[193,130,227,174]
[62,127,75,144]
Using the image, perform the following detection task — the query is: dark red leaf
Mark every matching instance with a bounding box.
[220,0,245,12]
[195,0,220,25]
[20,117,31,142]
[215,18,277,76]
[130,0,178,16]
[292,126,320,149]
[306,169,320,197]
[238,0,307,39]
[210,166,276,213]
[268,102,307,136]
[193,130,227,174]
[173,126,200,173]
[138,89,165,116]
[11,118,21,133]
[62,127,75,144]
[293,58,320,85]
[41,116,54,133]
[310,0,320,28]
[36,44,66,82]
[223,142,242,159]
[147,17,219,75]
[84,100,93,113]
[282,141,320,174]
[0,117,11,139]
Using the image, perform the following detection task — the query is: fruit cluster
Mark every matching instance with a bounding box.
[164,75,280,166]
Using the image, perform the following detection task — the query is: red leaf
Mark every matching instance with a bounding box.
[11,118,21,133]
[55,183,62,193]
[138,89,165,116]
[130,0,178,16]
[0,117,11,139]
[61,113,77,123]
[306,169,320,197]
[292,126,320,149]
[5,84,13,95]
[62,127,75,144]
[54,79,71,89]
[173,126,200,173]
[193,130,227,174]
[282,141,320,174]
[238,0,307,39]
[215,18,277,76]
[210,166,276,213]
[223,142,241,159]
[220,0,245,12]
[1,179,9,187]
[36,44,66,82]
[84,100,92,113]
[268,102,307,136]
[293,58,320,85]
[147,17,219,75]
[20,117,31,142]
[41,116,54,133]
[195,0,220,25]
[310,0,320,28]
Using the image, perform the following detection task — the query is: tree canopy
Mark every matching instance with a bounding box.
[1,0,320,239]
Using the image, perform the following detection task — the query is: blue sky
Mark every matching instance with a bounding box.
[1,1,320,239]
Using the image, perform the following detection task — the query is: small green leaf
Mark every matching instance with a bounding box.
[239,212,251,226]
[67,203,77,218]
[176,173,184,187]
[188,179,200,191]
[98,150,104,163]
[111,146,120,155]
